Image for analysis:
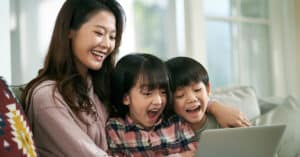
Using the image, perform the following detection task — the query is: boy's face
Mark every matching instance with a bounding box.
[123,78,167,128]
[173,81,210,125]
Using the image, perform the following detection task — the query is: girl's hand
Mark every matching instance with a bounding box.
[208,101,252,128]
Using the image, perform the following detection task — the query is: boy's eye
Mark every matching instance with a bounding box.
[175,94,184,99]
[194,88,202,92]
[174,90,184,98]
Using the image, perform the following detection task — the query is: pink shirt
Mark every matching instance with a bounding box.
[26,80,108,157]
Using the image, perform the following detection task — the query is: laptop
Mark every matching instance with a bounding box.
[195,124,286,157]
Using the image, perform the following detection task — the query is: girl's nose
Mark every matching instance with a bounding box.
[152,93,163,106]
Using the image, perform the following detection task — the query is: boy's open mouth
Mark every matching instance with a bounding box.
[185,105,201,113]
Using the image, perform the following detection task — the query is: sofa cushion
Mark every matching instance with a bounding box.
[211,86,261,120]
[0,77,37,157]
[257,96,286,114]
[252,96,300,157]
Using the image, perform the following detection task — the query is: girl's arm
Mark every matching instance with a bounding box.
[207,101,251,128]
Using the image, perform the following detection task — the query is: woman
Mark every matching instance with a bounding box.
[21,0,125,156]
[21,0,249,156]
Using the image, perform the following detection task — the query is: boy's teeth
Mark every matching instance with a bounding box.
[186,105,200,112]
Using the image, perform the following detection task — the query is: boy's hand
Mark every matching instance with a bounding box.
[208,101,251,128]
[179,150,195,157]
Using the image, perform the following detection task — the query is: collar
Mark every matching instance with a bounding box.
[125,114,163,131]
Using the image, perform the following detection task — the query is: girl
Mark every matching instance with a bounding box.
[21,0,125,156]
[106,53,197,156]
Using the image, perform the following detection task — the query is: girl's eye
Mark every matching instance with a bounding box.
[141,88,152,96]
[142,91,152,96]
[160,90,166,95]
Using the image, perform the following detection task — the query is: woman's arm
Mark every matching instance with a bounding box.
[207,101,251,128]
[28,83,108,157]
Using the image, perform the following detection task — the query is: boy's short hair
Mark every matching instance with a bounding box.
[166,56,209,92]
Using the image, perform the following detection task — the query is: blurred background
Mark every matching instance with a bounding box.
[0,0,299,101]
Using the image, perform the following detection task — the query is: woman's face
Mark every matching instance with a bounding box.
[70,10,116,76]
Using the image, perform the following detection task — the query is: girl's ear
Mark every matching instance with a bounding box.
[123,94,130,106]
[207,82,211,96]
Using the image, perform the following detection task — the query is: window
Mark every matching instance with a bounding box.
[118,0,185,59]
[204,0,272,97]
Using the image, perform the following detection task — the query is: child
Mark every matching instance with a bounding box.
[165,57,251,139]
[106,54,197,156]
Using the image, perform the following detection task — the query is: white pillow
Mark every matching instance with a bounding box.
[211,86,261,120]
[252,96,300,157]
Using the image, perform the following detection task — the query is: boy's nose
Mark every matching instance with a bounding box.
[186,91,197,102]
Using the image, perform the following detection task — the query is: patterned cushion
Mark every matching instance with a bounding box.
[0,77,37,157]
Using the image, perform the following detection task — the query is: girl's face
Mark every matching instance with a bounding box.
[123,78,167,128]
[69,10,116,76]
[173,81,210,126]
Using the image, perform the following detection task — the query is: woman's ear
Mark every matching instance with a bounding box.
[123,94,130,106]
[68,29,75,39]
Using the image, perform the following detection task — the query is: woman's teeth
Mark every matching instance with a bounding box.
[92,50,103,57]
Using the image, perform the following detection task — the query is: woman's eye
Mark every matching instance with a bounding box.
[110,35,116,40]
[95,31,104,36]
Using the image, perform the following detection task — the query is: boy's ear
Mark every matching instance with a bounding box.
[123,94,130,106]
[207,82,211,96]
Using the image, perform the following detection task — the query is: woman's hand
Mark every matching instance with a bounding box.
[208,101,251,128]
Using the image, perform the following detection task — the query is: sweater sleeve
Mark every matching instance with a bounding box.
[28,83,108,157]
[105,118,127,156]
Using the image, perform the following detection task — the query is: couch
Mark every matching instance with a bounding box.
[212,86,300,157]
[2,80,300,157]
[0,77,37,157]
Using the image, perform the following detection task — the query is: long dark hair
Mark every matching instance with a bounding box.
[109,53,172,118]
[21,0,125,113]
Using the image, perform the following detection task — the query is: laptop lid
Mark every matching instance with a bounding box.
[195,124,286,157]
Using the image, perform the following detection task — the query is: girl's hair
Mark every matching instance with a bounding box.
[165,57,209,115]
[109,53,172,118]
[21,0,125,113]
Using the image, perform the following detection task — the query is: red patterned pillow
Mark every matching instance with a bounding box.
[0,77,37,157]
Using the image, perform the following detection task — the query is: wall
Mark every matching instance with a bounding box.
[295,0,300,101]
[0,0,11,84]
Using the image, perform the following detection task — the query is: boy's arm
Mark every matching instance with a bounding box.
[207,101,251,128]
